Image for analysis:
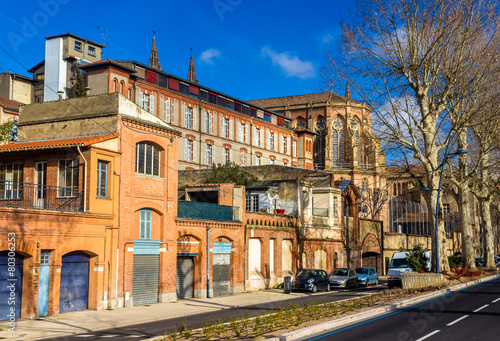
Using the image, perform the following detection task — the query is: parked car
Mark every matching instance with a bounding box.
[495,256,500,266]
[292,269,330,293]
[356,267,379,286]
[329,268,358,289]
[387,251,431,289]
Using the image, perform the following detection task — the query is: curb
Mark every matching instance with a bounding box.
[265,273,500,341]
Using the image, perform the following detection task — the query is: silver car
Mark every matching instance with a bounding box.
[329,268,358,289]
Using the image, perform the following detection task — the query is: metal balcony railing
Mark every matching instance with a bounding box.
[178,200,240,222]
[0,180,84,212]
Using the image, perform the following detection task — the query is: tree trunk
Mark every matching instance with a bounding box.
[481,197,495,268]
[426,176,451,273]
[457,132,475,269]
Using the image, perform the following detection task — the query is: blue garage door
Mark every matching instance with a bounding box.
[59,252,89,313]
[0,251,23,320]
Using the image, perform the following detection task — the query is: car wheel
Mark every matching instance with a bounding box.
[375,278,379,285]
[326,283,331,292]
[311,284,318,293]
[388,283,394,289]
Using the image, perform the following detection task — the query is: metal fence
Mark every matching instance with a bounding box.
[178,200,240,222]
[0,180,84,212]
[388,197,460,237]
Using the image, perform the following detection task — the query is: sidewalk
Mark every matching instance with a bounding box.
[0,289,322,340]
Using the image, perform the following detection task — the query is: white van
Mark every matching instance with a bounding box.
[387,251,431,289]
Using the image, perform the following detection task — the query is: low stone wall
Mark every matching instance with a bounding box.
[401,273,444,289]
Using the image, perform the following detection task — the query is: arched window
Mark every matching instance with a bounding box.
[140,209,152,239]
[332,117,345,168]
[314,116,326,170]
[112,79,117,92]
[295,117,307,129]
[120,81,125,95]
[136,142,160,176]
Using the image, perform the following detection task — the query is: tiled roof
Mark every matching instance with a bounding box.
[248,91,357,108]
[0,96,22,111]
[0,133,119,152]
[80,59,136,72]
[185,183,235,188]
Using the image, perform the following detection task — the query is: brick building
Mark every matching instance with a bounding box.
[0,92,181,319]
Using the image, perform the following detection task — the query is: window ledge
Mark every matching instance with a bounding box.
[134,173,164,180]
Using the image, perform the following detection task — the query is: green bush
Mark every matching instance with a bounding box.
[406,245,430,272]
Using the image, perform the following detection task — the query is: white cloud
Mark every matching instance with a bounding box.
[261,46,316,79]
[200,48,221,64]
[322,33,334,44]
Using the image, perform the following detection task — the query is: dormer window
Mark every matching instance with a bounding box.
[74,41,82,51]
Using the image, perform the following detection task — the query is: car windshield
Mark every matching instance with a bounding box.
[356,268,369,274]
[390,258,410,268]
[297,270,317,277]
[330,269,348,276]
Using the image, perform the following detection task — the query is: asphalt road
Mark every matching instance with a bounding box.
[44,280,387,340]
[302,277,500,341]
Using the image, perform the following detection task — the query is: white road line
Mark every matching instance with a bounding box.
[416,330,441,341]
[74,336,94,338]
[492,297,500,303]
[101,335,120,338]
[125,336,146,338]
[473,304,489,312]
[447,315,469,326]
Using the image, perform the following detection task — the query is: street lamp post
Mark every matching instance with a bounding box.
[422,144,466,274]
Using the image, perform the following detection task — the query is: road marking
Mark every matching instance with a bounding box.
[416,330,440,341]
[473,304,489,312]
[74,336,94,338]
[101,335,120,338]
[125,336,146,338]
[447,315,469,326]
[492,297,500,303]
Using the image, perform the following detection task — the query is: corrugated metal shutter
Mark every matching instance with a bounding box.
[176,257,194,299]
[133,254,159,305]
[0,252,23,320]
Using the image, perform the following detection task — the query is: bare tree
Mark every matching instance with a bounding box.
[323,0,500,272]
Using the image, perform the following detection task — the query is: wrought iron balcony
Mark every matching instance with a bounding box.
[178,200,240,222]
[0,180,84,212]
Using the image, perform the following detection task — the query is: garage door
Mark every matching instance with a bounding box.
[132,254,159,305]
[176,257,194,299]
[0,251,23,320]
[60,252,89,313]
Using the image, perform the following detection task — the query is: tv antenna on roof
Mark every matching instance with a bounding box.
[97,26,109,54]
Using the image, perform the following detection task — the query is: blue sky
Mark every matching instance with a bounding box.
[0,0,350,101]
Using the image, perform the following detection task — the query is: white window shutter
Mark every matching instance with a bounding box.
[229,118,234,139]
[267,131,271,150]
[193,140,197,163]
[221,117,224,137]
[150,95,155,114]
[260,128,264,148]
[229,149,233,162]
[183,105,187,127]
[275,133,278,152]
[245,124,249,144]
[193,107,198,130]
[211,146,215,164]
[184,138,188,161]
[253,127,257,146]
[209,113,213,134]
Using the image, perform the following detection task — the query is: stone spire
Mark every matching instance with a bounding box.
[149,31,161,70]
[345,82,351,100]
[187,49,198,84]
